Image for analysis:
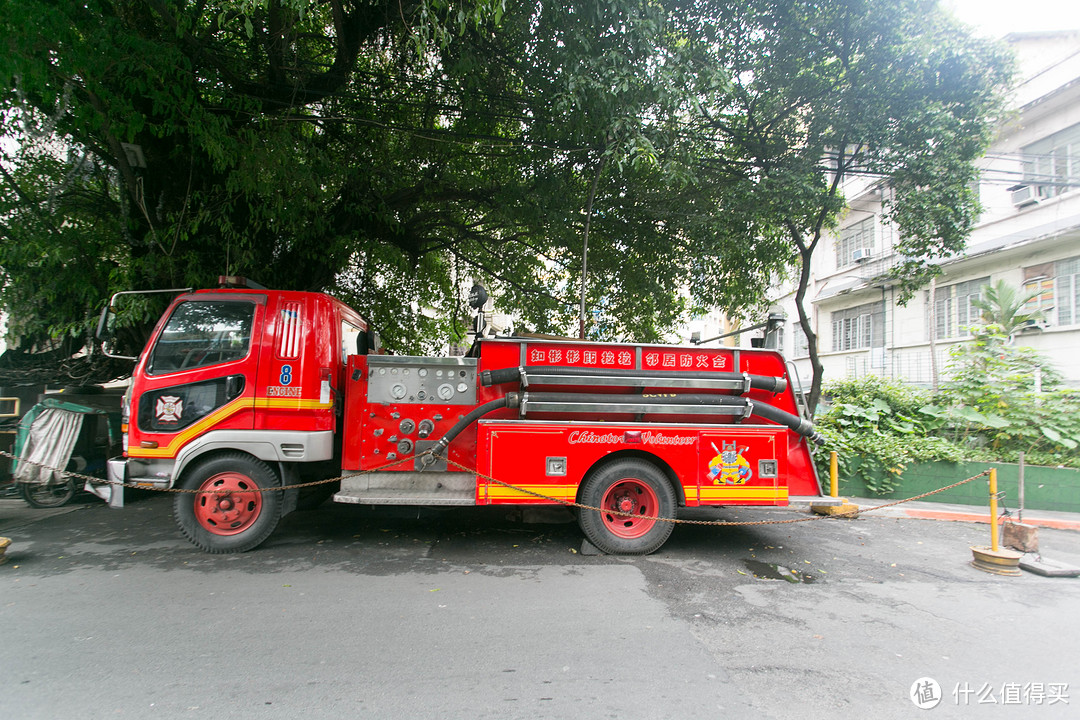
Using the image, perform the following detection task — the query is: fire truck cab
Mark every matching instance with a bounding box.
[104,286,370,551]
[102,283,830,555]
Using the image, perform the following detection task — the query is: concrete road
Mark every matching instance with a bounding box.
[2,494,1078,719]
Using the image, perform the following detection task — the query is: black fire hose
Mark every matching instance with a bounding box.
[423,394,521,465]
[749,400,824,445]
[421,387,822,471]
[520,391,824,445]
[481,365,787,393]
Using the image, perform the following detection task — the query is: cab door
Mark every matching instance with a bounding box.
[126,293,265,461]
[252,293,336,433]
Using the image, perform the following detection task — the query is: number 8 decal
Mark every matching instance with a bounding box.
[280,364,293,385]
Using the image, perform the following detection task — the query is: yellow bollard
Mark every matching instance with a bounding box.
[813,450,858,517]
[970,468,1021,575]
[830,451,839,498]
[989,468,999,552]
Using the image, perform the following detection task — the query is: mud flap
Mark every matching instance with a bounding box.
[280,463,299,516]
[91,458,127,508]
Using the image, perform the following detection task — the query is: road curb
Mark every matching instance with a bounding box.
[900,508,1080,532]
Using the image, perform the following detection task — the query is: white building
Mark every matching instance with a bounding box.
[768,30,1080,390]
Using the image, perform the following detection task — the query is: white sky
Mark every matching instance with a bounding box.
[945,0,1080,37]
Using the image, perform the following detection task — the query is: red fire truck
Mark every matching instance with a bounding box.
[97,280,830,555]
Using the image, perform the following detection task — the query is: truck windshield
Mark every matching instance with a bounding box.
[147,300,255,375]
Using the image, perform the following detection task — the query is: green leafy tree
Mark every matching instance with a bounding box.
[0,0,735,382]
[0,0,1013,393]
[673,0,1014,412]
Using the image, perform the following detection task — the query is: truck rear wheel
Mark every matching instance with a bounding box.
[578,459,676,555]
[174,453,282,553]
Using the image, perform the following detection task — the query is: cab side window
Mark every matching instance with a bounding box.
[341,321,363,364]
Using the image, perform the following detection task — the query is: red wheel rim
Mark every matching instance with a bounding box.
[193,472,263,536]
[601,478,659,539]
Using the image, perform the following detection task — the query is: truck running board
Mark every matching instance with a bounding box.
[334,471,477,506]
[333,489,476,506]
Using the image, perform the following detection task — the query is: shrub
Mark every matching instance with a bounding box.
[812,339,1080,498]
[814,376,963,494]
[938,330,1080,467]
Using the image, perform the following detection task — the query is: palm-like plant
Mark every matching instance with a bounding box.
[969,280,1046,341]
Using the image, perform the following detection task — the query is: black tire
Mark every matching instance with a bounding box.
[173,453,282,553]
[578,459,676,555]
[19,477,78,508]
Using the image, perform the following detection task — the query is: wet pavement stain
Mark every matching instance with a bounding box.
[743,558,818,584]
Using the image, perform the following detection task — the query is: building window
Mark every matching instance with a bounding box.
[831,302,883,352]
[792,323,810,357]
[1022,263,1056,321]
[1025,256,1080,326]
[835,216,875,268]
[1021,122,1080,200]
[1056,257,1080,325]
[930,277,989,339]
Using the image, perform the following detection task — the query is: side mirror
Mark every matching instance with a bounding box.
[95,303,113,341]
[95,287,192,361]
[96,302,138,361]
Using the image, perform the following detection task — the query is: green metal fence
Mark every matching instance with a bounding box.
[839,461,1080,513]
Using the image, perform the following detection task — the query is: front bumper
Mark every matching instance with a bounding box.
[84,457,129,508]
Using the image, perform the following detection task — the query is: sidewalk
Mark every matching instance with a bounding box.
[846,496,1080,532]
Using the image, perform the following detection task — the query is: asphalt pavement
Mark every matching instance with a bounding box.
[2,491,1079,719]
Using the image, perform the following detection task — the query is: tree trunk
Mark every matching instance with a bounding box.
[795,247,824,416]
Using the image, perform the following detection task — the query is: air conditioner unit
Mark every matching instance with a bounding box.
[1011,185,1040,208]
[1017,319,1049,332]
[851,248,873,263]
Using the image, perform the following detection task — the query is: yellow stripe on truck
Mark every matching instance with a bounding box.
[484,484,578,502]
[699,486,788,501]
[253,398,333,411]
[127,395,331,458]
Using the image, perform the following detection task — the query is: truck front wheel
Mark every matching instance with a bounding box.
[578,459,676,555]
[174,453,282,553]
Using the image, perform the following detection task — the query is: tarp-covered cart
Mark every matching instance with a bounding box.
[13,397,121,508]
